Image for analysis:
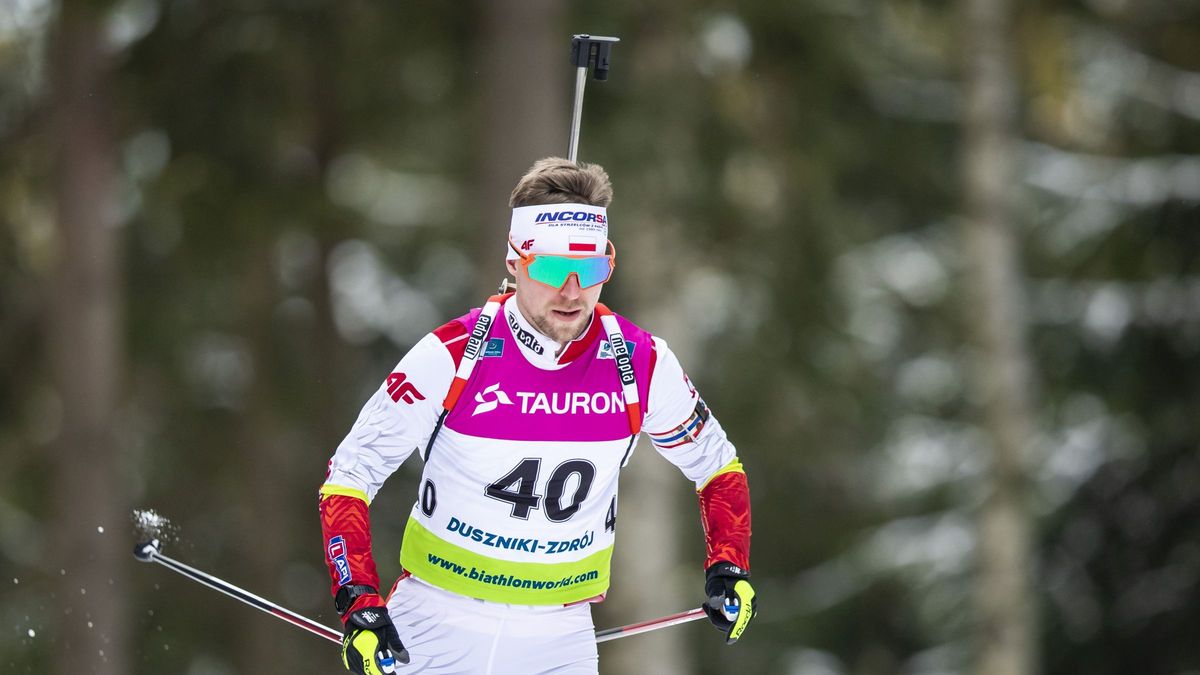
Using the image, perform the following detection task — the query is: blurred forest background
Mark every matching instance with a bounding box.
[2,0,1199,673]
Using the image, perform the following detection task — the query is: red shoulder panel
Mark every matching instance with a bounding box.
[433,319,470,370]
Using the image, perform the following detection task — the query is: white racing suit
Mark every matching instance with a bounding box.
[319,295,751,673]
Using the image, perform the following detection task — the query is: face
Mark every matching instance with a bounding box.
[507,259,604,344]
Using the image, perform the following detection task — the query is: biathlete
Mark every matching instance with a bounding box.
[319,157,755,674]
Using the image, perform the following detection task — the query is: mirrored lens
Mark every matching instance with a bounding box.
[526,256,612,289]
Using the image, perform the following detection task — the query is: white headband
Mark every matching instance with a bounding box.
[506,203,609,260]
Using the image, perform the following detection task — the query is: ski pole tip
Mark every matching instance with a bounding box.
[133,539,161,562]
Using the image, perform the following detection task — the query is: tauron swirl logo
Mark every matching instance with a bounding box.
[472,383,514,416]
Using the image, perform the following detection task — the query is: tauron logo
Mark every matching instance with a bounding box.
[472,383,514,416]
[386,373,425,404]
[516,391,625,415]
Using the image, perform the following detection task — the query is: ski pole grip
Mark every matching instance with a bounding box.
[570,35,620,80]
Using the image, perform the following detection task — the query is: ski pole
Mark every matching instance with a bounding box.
[135,538,704,647]
[595,607,707,643]
[567,34,619,163]
[133,539,342,645]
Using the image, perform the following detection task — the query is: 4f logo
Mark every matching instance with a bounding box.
[387,372,425,404]
[520,239,535,251]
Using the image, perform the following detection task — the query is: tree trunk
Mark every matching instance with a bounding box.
[48,2,130,673]
[232,257,301,673]
[960,0,1038,673]
[472,0,566,295]
[232,15,354,671]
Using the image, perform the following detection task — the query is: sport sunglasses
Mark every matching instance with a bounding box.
[508,238,617,290]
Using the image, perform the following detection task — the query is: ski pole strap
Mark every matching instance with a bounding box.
[595,303,641,436]
[442,293,509,411]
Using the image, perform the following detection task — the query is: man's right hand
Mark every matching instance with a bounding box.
[702,562,757,645]
[341,604,409,674]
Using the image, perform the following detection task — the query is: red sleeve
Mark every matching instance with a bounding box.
[319,493,380,596]
[698,470,752,570]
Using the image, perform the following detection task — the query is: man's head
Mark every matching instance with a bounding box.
[505,158,614,344]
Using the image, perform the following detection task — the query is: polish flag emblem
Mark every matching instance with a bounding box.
[568,236,598,252]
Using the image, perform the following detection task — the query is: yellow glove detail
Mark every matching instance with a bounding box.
[726,579,756,643]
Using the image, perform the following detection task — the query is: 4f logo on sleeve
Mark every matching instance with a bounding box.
[520,239,535,251]
[386,372,425,404]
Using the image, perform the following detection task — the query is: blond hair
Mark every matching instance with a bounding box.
[508,157,613,208]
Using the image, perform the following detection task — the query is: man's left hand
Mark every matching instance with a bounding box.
[702,562,757,645]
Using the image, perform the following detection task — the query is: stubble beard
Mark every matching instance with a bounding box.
[530,310,590,345]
